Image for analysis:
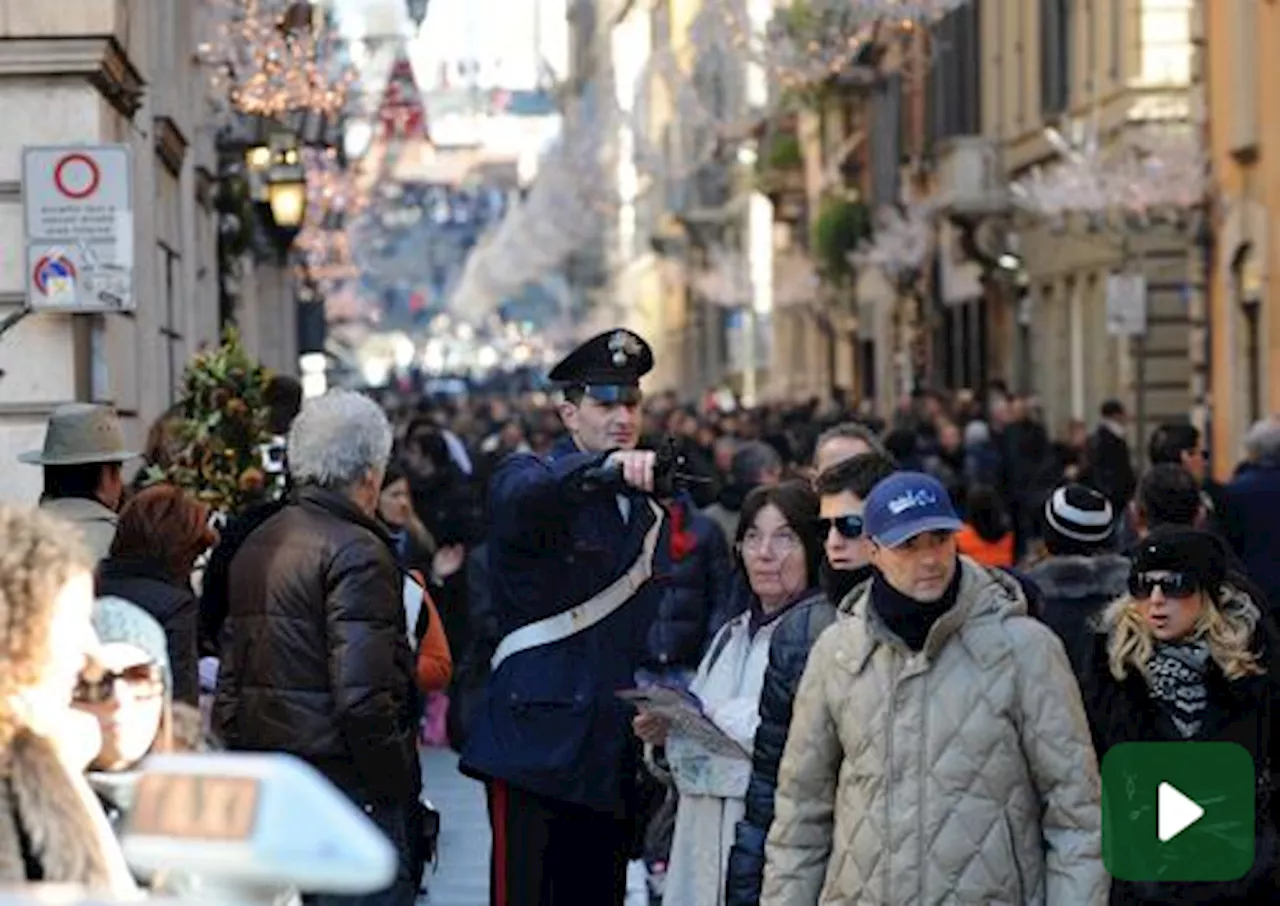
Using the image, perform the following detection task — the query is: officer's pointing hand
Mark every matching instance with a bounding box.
[605,450,657,493]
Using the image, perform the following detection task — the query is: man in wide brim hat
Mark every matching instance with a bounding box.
[19,403,139,562]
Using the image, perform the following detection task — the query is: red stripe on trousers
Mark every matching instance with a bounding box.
[490,780,509,906]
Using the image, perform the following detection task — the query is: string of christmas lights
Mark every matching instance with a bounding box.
[849,195,941,281]
[1010,119,1207,226]
[197,0,356,119]
[293,147,370,294]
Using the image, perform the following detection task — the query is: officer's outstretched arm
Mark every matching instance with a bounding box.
[489,449,606,539]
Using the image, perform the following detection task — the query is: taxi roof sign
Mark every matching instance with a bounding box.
[122,753,397,895]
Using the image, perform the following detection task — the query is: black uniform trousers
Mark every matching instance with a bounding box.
[487,779,630,906]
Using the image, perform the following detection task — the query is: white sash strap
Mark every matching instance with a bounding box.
[490,499,665,671]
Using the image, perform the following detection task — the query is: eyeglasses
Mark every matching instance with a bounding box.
[817,514,864,539]
[74,663,164,704]
[739,529,801,557]
[1128,571,1199,600]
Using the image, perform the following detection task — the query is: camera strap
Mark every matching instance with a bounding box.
[490,499,665,671]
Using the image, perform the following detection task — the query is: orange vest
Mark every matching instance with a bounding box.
[956,523,1015,568]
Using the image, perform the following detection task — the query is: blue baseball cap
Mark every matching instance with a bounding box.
[862,471,963,548]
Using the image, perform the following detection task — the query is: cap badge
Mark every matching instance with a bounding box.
[888,489,937,515]
[608,330,641,367]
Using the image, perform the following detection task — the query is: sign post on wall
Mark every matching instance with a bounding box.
[22,145,135,313]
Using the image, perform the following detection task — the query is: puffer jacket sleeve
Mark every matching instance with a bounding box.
[1009,618,1108,906]
[760,628,844,906]
[725,598,836,906]
[325,540,418,802]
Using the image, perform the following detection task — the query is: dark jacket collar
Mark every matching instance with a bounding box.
[550,435,581,461]
[294,485,394,547]
[98,555,184,589]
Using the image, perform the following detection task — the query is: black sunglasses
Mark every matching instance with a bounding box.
[74,663,164,704]
[816,514,865,539]
[1128,571,1199,600]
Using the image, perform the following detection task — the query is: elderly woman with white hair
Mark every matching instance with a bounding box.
[212,390,423,906]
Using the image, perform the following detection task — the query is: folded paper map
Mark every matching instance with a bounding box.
[617,687,750,761]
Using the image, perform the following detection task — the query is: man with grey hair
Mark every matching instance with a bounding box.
[813,422,886,476]
[1224,416,1280,613]
[703,440,783,543]
[214,390,421,906]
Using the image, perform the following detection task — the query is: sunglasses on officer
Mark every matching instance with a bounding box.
[1128,570,1199,600]
[816,513,865,539]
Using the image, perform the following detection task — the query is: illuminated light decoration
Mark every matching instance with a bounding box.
[293,146,370,294]
[1009,119,1207,226]
[849,195,940,281]
[197,0,356,119]
[701,0,966,94]
[377,54,429,141]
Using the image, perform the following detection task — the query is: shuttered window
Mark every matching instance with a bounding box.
[1041,0,1071,116]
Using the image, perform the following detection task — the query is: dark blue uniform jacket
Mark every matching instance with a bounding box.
[459,438,665,816]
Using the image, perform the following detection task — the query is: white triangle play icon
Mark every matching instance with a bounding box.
[1158,781,1204,842]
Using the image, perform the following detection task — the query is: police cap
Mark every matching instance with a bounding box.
[548,329,653,404]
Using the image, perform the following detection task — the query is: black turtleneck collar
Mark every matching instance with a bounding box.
[822,561,873,607]
[870,564,962,652]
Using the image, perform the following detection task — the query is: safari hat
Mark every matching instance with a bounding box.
[18,403,139,466]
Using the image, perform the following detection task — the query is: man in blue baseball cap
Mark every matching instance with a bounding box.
[860,471,966,614]
[761,471,1106,906]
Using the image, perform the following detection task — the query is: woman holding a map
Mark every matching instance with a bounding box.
[631,481,825,906]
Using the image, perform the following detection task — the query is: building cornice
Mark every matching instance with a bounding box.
[0,36,145,119]
[153,115,188,176]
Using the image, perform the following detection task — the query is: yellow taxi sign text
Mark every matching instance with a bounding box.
[127,773,259,841]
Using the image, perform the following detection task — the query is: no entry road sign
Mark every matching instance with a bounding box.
[22,145,135,312]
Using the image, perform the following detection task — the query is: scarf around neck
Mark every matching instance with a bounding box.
[1146,639,1212,738]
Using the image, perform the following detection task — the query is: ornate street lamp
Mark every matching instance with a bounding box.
[246,137,308,254]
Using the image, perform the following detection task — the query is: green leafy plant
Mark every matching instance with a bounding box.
[763,133,803,171]
[143,326,278,515]
[812,196,872,284]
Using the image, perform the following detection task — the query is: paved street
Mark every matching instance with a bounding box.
[420,747,490,906]
[417,747,649,906]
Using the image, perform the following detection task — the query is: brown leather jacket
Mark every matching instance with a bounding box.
[213,486,420,804]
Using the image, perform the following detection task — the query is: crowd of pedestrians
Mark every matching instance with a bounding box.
[6,324,1280,906]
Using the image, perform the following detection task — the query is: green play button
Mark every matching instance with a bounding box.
[1101,741,1256,882]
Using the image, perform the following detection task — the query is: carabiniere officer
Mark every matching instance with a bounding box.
[460,328,666,906]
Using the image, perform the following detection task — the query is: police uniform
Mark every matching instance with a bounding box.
[460,329,665,906]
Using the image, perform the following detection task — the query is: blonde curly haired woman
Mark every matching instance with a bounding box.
[0,506,137,894]
[1080,527,1280,903]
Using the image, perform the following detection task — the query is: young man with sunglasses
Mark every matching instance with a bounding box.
[725,452,898,906]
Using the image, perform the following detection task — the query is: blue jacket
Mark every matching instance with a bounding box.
[458,438,666,816]
[644,495,741,671]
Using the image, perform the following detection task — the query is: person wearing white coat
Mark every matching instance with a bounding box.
[634,481,825,906]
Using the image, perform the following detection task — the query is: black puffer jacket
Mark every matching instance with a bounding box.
[725,586,838,906]
[644,496,740,671]
[212,487,420,804]
[1025,553,1130,671]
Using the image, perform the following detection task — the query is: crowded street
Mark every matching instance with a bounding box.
[3,0,1280,906]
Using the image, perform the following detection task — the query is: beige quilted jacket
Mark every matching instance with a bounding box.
[761,559,1107,906]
